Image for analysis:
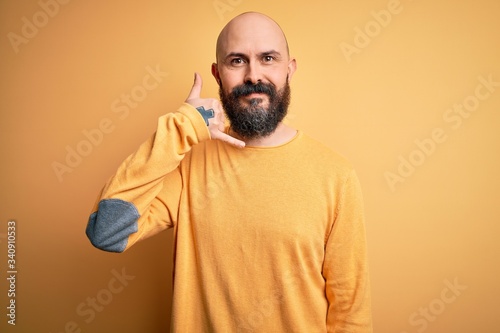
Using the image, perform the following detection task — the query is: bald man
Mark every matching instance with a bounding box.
[86,12,373,332]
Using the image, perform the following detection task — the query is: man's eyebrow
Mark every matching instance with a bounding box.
[225,52,248,60]
[224,50,282,60]
[259,50,281,58]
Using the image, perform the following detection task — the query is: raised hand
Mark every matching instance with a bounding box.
[185,73,245,148]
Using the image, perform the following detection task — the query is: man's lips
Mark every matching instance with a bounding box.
[242,92,267,99]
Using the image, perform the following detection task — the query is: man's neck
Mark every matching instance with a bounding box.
[229,123,297,147]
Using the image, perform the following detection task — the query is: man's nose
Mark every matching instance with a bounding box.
[244,62,263,84]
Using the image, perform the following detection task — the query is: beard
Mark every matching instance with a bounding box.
[219,78,291,140]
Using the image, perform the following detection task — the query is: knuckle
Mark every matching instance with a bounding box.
[208,99,218,108]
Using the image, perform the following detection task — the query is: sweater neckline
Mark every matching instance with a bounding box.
[240,130,302,150]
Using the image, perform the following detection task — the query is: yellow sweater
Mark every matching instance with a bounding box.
[86,103,373,332]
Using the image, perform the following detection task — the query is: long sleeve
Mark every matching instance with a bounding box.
[323,169,373,332]
[85,103,210,253]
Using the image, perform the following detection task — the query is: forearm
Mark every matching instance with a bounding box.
[86,103,209,252]
[324,170,373,332]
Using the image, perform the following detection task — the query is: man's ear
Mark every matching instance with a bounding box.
[287,58,297,81]
[211,63,221,86]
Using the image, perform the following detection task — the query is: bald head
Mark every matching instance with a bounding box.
[216,12,290,63]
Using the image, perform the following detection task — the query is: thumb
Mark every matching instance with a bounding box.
[186,72,203,101]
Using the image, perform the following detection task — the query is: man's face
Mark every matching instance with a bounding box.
[212,13,296,139]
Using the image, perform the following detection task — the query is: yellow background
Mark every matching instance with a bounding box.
[1,0,499,332]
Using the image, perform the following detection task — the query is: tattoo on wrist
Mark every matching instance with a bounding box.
[196,106,215,126]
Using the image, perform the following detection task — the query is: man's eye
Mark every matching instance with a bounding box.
[263,56,274,62]
[231,58,244,65]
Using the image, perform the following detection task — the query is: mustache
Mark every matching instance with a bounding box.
[230,82,276,98]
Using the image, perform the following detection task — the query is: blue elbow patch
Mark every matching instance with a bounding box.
[86,198,139,253]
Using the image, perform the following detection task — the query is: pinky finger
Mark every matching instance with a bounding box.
[213,132,246,148]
